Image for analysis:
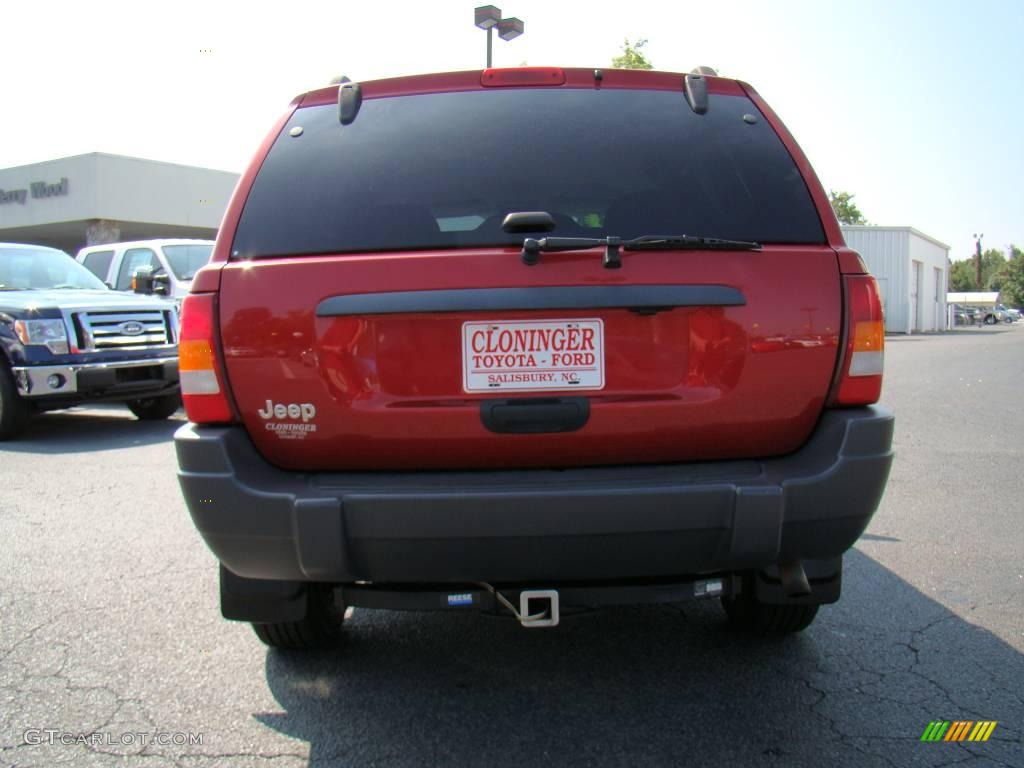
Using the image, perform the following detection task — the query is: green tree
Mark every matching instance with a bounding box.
[829,190,867,225]
[952,245,1024,303]
[952,247,1011,292]
[1001,245,1024,307]
[948,258,976,292]
[612,38,653,70]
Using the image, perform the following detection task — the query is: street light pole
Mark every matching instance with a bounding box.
[973,233,983,290]
[475,5,524,68]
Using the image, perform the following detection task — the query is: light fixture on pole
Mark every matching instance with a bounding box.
[474,5,524,68]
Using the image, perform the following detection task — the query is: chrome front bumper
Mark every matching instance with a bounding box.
[12,357,179,397]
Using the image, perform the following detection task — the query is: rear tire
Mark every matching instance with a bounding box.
[126,393,180,420]
[0,364,31,440]
[251,584,345,650]
[721,593,819,635]
[984,314,997,325]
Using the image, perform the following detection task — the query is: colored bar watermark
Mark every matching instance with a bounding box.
[920,721,997,742]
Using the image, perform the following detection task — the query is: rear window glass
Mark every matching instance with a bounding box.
[163,243,213,280]
[233,88,825,258]
[82,249,114,279]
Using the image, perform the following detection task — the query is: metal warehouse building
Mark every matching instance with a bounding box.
[0,153,239,255]
[841,226,951,334]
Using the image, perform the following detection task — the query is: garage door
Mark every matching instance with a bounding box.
[911,260,921,332]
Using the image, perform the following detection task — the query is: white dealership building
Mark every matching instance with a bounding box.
[0,153,239,255]
[841,225,951,334]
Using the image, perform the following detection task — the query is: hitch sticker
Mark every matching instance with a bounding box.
[258,399,317,440]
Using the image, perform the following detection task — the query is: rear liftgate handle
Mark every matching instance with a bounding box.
[480,397,590,434]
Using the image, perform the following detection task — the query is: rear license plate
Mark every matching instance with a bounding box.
[462,319,605,393]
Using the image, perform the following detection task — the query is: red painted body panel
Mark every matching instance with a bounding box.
[297,68,748,108]
[218,246,841,470]
[834,247,869,275]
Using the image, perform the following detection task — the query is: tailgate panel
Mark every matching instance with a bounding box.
[219,247,840,470]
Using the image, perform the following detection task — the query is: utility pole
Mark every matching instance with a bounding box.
[973,233,983,290]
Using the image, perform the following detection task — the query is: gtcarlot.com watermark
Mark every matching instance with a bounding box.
[23,729,203,747]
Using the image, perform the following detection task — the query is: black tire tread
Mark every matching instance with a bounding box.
[127,394,181,421]
[722,595,819,636]
[251,585,344,650]
[0,363,31,440]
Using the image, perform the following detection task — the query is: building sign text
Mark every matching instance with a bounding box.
[0,178,69,205]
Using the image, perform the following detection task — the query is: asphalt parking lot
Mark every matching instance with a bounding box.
[2,324,1022,768]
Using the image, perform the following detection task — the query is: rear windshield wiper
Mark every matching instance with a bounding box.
[624,234,762,251]
[522,234,761,268]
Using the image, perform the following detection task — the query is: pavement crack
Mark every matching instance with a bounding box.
[0,618,59,662]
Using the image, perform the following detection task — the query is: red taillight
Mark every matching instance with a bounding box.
[179,293,234,423]
[481,67,566,87]
[831,274,884,406]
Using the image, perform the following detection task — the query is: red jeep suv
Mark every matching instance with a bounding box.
[175,67,893,648]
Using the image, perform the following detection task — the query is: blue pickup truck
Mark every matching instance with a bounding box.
[0,242,180,439]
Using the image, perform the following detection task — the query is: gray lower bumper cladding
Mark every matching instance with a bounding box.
[176,406,894,586]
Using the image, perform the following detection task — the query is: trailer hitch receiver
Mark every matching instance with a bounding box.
[519,589,560,628]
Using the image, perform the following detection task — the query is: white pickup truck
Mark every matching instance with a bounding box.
[995,304,1021,323]
[76,239,214,303]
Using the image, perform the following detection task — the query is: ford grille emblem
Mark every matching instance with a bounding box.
[119,321,146,336]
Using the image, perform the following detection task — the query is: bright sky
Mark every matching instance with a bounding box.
[3,0,1021,260]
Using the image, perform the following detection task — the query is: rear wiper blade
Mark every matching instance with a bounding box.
[521,234,761,268]
[624,235,762,251]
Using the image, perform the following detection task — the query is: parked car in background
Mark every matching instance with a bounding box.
[994,303,1020,323]
[0,243,180,439]
[175,66,894,649]
[76,239,214,303]
[972,305,1010,325]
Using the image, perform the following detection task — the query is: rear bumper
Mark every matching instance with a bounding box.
[176,405,894,584]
